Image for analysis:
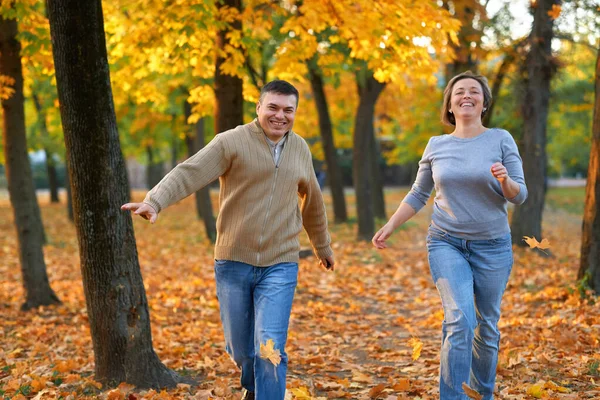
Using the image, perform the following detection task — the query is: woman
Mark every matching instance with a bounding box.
[372,71,527,400]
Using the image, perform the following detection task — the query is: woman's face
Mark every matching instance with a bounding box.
[449,78,485,122]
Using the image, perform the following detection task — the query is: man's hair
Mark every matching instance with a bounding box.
[259,80,299,106]
[440,71,492,126]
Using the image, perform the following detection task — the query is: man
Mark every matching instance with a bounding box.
[122,80,335,399]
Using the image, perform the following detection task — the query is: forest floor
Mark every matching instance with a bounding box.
[0,187,598,400]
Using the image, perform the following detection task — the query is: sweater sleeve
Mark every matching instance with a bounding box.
[402,138,435,212]
[501,132,528,205]
[298,154,333,260]
[143,134,230,213]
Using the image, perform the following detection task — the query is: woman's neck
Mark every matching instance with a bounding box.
[452,119,487,138]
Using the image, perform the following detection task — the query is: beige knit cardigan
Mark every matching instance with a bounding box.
[143,119,333,266]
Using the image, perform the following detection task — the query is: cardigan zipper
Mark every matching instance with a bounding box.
[256,137,286,265]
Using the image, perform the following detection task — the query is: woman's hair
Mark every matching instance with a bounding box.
[440,71,492,126]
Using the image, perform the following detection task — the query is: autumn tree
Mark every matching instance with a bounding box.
[510,0,561,244]
[47,0,180,387]
[0,7,60,310]
[275,0,459,240]
[215,0,244,132]
[579,47,600,293]
[308,62,348,223]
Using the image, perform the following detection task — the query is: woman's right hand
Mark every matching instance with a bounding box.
[372,224,395,249]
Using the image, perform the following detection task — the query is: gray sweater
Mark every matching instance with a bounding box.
[402,128,528,240]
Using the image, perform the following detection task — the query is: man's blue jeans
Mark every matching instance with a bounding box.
[426,225,513,400]
[214,260,298,400]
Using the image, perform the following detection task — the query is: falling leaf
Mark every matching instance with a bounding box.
[547,4,561,19]
[461,383,483,400]
[259,339,281,366]
[408,337,423,361]
[523,236,551,253]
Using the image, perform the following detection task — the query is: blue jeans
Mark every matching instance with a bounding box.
[426,225,513,400]
[214,260,298,400]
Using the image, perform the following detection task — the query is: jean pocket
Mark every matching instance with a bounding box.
[214,259,229,267]
[487,234,512,246]
[428,224,448,239]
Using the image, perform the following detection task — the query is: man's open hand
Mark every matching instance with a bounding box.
[319,256,335,271]
[121,202,158,223]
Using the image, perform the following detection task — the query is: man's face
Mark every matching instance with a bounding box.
[256,92,297,142]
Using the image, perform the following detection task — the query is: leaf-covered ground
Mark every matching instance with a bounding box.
[1,188,599,399]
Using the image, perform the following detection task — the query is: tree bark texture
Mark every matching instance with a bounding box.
[353,74,385,241]
[214,0,243,134]
[308,67,348,223]
[578,48,600,293]
[184,101,217,243]
[47,0,179,388]
[0,15,60,310]
[510,0,560,244]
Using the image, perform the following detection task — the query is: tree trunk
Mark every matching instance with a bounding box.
[483,53,514,127]
[510,0,559,245]
[0,14,60,310]
[578,48,600,293]
[308,66,348,223]
[368,126,386,220]
[65,156,74,222]
[32,93,60,203]
[214,0,243,133]
[353,73,385,241]
[146,145,163,189]
[184,101,217,243]
[47,0,180,388]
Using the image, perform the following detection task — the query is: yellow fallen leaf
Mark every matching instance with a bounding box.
[408,337,423,361]
[526,382,547,398]
[290,387,312,399]
[259,339,281,366]
[462,382,483,400]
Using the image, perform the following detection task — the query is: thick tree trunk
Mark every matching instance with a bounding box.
[65,156,74,222]
[353,73,385,241]
[0,15,60,310]
[214,0,243,133]
[308,66,348,223]
[510,0,559,244]
[47,0,180,388]
[578,48,600,293]
[32,93,60,203]
[184,101,217,242]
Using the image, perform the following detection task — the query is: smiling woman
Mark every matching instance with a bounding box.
[373,70,528,400]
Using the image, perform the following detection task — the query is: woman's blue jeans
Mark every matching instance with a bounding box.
[426,225,513,400]
[214,260,298,400]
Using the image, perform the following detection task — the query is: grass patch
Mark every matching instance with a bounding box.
[545,187,586,215]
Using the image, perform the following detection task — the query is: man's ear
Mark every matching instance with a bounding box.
[256,102,261,114]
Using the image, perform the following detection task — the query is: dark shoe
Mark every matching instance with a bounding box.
[241,390,255,400]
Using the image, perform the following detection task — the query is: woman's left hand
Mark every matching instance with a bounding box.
[490,162,509,183]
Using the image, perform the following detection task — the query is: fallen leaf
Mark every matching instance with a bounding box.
[369,383,386,398]
[461,382,483,400]
[259,339,282,366]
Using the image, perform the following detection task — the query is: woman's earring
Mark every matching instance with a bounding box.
[449,110,453,114]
